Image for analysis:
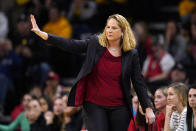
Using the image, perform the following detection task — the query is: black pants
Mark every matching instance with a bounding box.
[83,102,131,131]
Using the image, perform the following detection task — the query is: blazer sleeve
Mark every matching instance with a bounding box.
[45,33,91,54]
[131,49,152,112]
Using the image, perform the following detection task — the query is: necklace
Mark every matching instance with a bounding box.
[108,47,120,51]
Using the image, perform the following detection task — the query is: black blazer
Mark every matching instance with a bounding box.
[46,34,152,114]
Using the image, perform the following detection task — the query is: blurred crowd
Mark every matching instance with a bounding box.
[0,0,196,130]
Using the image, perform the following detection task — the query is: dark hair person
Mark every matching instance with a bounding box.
[187,84,196,131]
[30,14,155,131]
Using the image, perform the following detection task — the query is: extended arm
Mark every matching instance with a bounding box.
[0,113,30,131]
[30,14,89,54]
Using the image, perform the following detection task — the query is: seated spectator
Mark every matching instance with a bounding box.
[12,13,51,88]
[132,93,139,116]
[142,35,175,94]
[30,85,42,99]
[50,97,66,131]
[164,21,187,63]
[44,71,66,104]
[27,99,52,131]
[170,63,188,84]
[63,94,83,131]
[11,93,32,121]
[164,82,187,131]
[0,38,23,109]
[133,21,152,66]
[0,11,8,39]
[0,104,31,131]
[143,35,175,82]
[179,0,196,25]
[154,87,167,131]
[128,92,156,131]
[42,5,72,38]
[39,97,50,113]
[186,84,196,130]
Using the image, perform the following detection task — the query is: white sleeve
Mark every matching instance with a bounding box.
[142,56,150,73]
[160,53,175,73]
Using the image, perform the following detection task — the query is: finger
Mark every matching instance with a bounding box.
[146,116,148,124]
[30,14,38,29]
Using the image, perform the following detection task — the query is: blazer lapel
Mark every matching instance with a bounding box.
[94,44,106,65]
[121,51,128,79]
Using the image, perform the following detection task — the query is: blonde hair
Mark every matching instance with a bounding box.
[169,82,187,107]
[98,14,136,52]
[157,86,168,97]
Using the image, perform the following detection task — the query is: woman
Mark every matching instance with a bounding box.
[128,92,156,131]
[30,14,155,131]
[0,94,32,131]
[0,107,30,131]
[186,84,196,131]
[164,82,187,131]
[154,87,167,131]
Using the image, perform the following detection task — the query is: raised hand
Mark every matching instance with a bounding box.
[30,14,40,34]
[30,14,48,40]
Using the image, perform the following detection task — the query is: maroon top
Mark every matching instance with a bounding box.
[84,49,126,106]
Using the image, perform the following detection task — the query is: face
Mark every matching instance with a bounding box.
[188,88,196,109]
[22,94,32,108]
[46,79,59,87]
[154,90,167,110]
[49,8,59,22]
[53,98,65,116]
[167,87,180,107]
[166,21,177,37]
[31,87,42,99]
[170,69,186,82]
[132,95,139,113]
[28,100,42,122]
[39,98,48,112]
[105,18,123,42]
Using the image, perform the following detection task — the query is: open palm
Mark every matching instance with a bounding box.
[30,14,40,35]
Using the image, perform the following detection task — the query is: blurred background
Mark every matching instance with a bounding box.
[0,0,196,130]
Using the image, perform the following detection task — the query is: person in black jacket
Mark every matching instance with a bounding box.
[30,14,155,131]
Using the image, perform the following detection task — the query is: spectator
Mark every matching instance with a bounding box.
[186,84,196,130]
[0,38,23,108]
[170,63,188,84]
[128,92,156,131]
[132,93,139,116]
[44,71,66,105]
[133,21,152,66]
[30,85,42,99]
[154,87,167,131]
[63,94,83,131]
[142,35,175,94]
[39,97,49,113]
[50,97,66,131]
[42,5,72,38]
[27,99,52,131]
[0,103,31,131]
[164,21,187,63]
[11,93,32,121]
[0,12,8,39]
[164,82,187,131]
[12,13,51,88]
